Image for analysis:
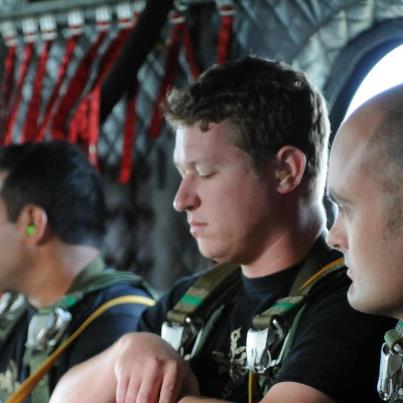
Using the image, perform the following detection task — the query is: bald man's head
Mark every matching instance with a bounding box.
[327,84,403,318]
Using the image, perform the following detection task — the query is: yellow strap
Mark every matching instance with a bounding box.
[6,295,155,403]
[298,257,344,292]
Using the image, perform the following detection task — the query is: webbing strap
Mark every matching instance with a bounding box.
[2,41,35,145]
[251,258,345,330]
[182,25,200,79]
[119,80,138,184]
[385,321,403,351]
[36,34,80,141]
[5,295,155,403]
[148,8,185,139]
[0,44,17,133]
[216,0,235,64]
[50,30,107,140]
[22,39,54,142]
[167,262,240,324]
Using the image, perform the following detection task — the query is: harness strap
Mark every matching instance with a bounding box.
[167,262,240,324]
[5,295,155,403]
[252,256,344,330]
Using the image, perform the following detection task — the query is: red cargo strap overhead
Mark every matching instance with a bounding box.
[50,7,111,140]
[216,0,235,64]
[22,16,57,142]
[2,19,38,145]
[69,3,143,169]
[119,80,138,184]
[0,42,17,134]
[36,11,84,141]
[148,7,186,139]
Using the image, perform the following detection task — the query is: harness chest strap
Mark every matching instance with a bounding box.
[5,295,155,403]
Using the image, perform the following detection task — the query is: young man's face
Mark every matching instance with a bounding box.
[327,109,403,319]
[173,120,281,266]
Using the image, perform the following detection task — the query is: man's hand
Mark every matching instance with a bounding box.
[114,332,199,403]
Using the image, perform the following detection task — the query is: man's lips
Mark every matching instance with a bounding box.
[188,221,207,235]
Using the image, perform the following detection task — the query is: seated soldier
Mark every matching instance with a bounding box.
[327,83,403,403]
[0,141,155,402]
[50,57,394,403]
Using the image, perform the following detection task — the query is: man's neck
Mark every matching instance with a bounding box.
[241,203,325,278]
[25,242,100,308]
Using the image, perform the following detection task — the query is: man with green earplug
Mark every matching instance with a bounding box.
[0,141,156,403]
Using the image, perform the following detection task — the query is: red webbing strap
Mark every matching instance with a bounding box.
[36,34,80,141]
[80,25,133,167]
[22,39,53,142]
[0,44,17,133]
[119,80,138,183]
[182,25,199,79]
[68,98,87,144]
[216,0,235,65]
[2,41,35,145]
[148,9,185,139]
[50,30,107,140]
[87,85,100,168]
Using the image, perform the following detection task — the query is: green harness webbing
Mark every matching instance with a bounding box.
[3,257,156,403]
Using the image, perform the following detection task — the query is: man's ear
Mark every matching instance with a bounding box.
[274,146,307,194]
[16,205,48,245]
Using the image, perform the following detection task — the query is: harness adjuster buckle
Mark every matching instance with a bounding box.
[161,317,201,358]
[26,307,72,352]
[378,342,403,401]
[246,318,286,374]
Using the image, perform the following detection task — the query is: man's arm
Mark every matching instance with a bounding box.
[178,382,335,403]
[51,332,199,403]
[50,345,117,403]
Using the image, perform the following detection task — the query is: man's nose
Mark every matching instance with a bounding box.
[173,178,201,212]
[327,215,347,253]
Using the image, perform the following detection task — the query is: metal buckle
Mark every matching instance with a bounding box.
[0,293,25,320]
[26,307,72,352]
[246,318,285,374]
[161,317,200,357]
[378,342,403,401]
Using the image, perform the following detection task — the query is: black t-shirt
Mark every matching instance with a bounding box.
[138,250,394,402]
[0,282,151,402]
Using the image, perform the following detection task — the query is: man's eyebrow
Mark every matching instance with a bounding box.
[328,189,353,206]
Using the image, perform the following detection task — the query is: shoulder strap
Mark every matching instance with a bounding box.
[246,234,345,375]
[56,256,157,310]
[161,262,241,357]
[167,261,240,325]
[6,295,155,403]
